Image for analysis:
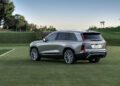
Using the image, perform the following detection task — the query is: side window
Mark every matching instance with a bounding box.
[56,32,77,41]
[67,33,77,41]
[56,33,66,40]
[75,32,82,41]
[47,33,57,41]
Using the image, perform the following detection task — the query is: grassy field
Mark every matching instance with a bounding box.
[0,49,11,55]
[0,44,120,86]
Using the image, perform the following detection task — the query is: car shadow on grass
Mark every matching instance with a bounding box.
[33,59,97,65]
[0,57,104,66]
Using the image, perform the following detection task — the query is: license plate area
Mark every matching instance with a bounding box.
[91,44,102,49]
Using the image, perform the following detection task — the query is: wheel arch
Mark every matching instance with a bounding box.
[63,47,75,55]
[30,46,39,52]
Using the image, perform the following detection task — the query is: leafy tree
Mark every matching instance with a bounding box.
[28,23,37,31]
[3,15,15,29]
[15,14,27,31]
[0,0,56,32]
[0,0,14,27]
[4,14,28,31]
[0,1,28,31]
[47,26,56,31]
[33,25,57,39]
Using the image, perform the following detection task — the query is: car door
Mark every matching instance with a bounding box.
[38,32,61,55]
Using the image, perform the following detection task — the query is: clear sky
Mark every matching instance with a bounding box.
[13,0,120,30]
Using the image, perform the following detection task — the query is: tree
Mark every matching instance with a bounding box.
[0,0,29,31]
[0,0,14,27]
[33,25,57,39]
[28,23,37,31]
[3,15,15,29]
[14,14,26,31]
[47,26,56,31]
[4,14,28,31]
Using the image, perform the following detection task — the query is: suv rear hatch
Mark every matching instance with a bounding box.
[81,32,106,52]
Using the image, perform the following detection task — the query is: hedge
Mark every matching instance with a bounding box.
[0,31,120,46]
[0,32,36,43]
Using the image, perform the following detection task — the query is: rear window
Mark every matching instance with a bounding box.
[82,33,103,41]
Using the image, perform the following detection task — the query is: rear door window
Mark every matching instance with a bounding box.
[56,32,77,41]
[82,33,103,41]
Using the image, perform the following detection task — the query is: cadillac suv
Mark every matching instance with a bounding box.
[30,31,107,64]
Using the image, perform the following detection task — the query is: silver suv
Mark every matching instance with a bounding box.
[30,31,107,64]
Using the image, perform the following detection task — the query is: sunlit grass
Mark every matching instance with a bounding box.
[0,45,120,86]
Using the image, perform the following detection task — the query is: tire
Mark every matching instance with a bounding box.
[89,57,100,63]
[63,49,76,64]
[30,48,41,61]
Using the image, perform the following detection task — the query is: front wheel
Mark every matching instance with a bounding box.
[63,49,76,64]
[30,48,41,61]
[89,57,100,63]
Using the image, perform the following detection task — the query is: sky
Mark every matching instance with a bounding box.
[13,0,120,30]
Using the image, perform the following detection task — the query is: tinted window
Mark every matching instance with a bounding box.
[56,32,77,41]
[47,33,57,41]
[83,33,103,41]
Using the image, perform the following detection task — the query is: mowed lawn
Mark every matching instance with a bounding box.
[0,44,120,86]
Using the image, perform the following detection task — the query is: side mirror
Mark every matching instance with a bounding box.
[43,38,47,42]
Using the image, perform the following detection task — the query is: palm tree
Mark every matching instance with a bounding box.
[100,21,105,28]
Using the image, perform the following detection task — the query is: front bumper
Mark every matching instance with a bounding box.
[76,51,107,60]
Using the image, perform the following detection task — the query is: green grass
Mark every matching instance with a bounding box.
[0,49,11,55]
[0,44,120,86]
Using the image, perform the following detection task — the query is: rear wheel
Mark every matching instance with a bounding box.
[63,49,76,64]
[89,57,100,63]
[30,48,41,61]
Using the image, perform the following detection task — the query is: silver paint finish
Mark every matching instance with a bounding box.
[30,31,107,57]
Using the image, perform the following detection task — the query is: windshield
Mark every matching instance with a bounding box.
[82,33,103,41]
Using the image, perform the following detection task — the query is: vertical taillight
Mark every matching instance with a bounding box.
[81,43,86,52]
[81,33,86,52]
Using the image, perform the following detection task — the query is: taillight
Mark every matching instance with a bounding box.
[81,44,86,52]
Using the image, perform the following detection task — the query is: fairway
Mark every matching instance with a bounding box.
[0,44,120,86]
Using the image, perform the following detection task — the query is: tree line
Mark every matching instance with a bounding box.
[89,26,120,32]
[0,0,56,32]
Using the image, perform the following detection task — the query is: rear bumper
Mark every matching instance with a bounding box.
[76,51,107,60]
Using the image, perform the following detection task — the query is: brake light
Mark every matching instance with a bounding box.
[81,44,86,52]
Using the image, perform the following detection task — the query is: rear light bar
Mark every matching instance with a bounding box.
[81,34,86,52]
[81,43,86,52]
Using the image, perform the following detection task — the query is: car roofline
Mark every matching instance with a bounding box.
[53,30,100,34]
